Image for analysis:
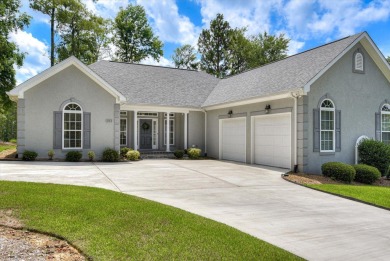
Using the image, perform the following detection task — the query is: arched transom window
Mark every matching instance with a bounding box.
[381,104,390,144]
[320,99,335,152]
[63,103,83,149]
[354,50,364,73]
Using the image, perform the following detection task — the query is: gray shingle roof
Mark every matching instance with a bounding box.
[202,32,363,107]
[89,61,220,108]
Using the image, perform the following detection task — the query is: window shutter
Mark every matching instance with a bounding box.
[375,112,381,141]
[335,110,341,152]
[355,53,363,71]
[313,109,320,152]
[53,111,62,149]
[83,112,91,149]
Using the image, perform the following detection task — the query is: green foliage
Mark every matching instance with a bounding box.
[48,149,55,160]
[172,44,199,70]
[0,0,31,111]
[228,28,251,75]
[126,150,140,161]
[322,162,356,183]
[188,148,202,159]
[120,147,132,158]
[102,148,119,162]
[0,104,17,141]
[353,164,381,184]
[22,150,38,161]
[88,150,95,161]
[358,139,390,176]
[65,151,82,162]
[173,150,184,159]
[113,4,163,63]
[387,56,390,64]
[9,138,17,143]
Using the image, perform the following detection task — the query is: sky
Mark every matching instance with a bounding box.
[11,0,390,84]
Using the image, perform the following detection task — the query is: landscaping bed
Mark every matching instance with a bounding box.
[0,142,17,159]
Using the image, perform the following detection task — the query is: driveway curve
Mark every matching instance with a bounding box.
[1,159,389,260]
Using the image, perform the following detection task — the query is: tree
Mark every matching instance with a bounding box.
[228,28,251,75]
[0,0,30,111]
[172,45,199,70]
[247,32,289,68]
[387,56,390,64]
[113,4,163,63]
[198,13,232,78]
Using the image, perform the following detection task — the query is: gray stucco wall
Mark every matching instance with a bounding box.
[206,98,296,166]
[305,43,390,173]
[23,65,117,159]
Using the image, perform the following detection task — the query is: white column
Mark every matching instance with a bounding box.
[184,112,188,149]
[166,112,170,152]
[133,110,138,150]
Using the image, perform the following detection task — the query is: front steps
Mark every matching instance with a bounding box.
[140,151,175,159]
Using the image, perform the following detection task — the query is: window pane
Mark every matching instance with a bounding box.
[382,132,390,144]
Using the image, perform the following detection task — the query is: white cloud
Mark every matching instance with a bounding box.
[9,31,50,85]
[83,0,129,19]
[140,56,173,67]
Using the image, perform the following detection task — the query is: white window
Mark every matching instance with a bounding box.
[63,103,83,149]
[164,119,174,145]
[120,118,127,146]
[164,113,175,118]
[381,104,390,144]
[138,112,158,117]
[120,111,127,116]
[354,52,364,72]
[320,99,335,152]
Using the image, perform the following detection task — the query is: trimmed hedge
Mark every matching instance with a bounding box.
[358,139,390,176]
[126,150,140,161]
[88,151,95,161]
[102,148,119,162]
[66,151,82,162]
[322,162,356,183]
[353,164,381,184]
[174,150,184,159]
[120,147,132,158]
[22,150,38,161]
[188,148,201,159]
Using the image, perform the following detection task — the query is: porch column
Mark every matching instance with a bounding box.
[133,110,138,150]
[166,112,170,152]
[184,112,188,149]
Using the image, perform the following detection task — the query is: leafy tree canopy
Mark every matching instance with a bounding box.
[172,44,199,70]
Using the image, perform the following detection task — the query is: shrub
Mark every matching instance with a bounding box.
[126,150,140,161]
[22,150,38,161]
[188,148,201,159]
[48,149,55,160]
[102,148,119,162]
[120,147,132,158]
[321,162,356,183]
[66,151,82,162]
[353,164,381,184]
[174,150,184,159]
[358,139,390,176]
[9,139,17,143]
[88,151,95,161]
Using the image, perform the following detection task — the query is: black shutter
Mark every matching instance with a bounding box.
[335,110,341,152]
[375,112,381,141]
[83,112,91,149]
[53,111,62,149]
[313,109,320,152]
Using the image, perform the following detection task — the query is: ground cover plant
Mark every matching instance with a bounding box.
[0,181,302,260]
[0,143,16,153]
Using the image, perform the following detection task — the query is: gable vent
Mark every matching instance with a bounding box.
[355,52,364,71]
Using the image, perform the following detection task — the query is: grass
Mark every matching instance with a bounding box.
[0,144,16,153]
[0,181,302,260]
[307,184,390,209]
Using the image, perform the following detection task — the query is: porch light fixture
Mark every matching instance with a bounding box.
[265,104,271,114]
[228,110,233,117]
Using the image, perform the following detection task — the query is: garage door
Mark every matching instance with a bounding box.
[253,113,291,169]
[220,118,246,162]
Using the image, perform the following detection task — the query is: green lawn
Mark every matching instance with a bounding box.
[0,144,16,152]
[308,184,390,209]
[0,181,302,260]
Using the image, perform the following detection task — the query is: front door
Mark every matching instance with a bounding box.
[140,119,153,149]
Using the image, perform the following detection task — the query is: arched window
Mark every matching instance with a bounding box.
[320,99,335,152]
[354,50,364,73]
[63,103,83,149]
[381,104,390,144]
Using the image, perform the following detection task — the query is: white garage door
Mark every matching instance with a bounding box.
[253,113,291,169]
[220,118,246,162]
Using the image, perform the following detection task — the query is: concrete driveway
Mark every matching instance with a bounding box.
[1,159,389,260]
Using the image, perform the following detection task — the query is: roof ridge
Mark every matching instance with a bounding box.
[100,60,203,72]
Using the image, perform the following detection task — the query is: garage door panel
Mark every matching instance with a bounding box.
[221,118,246,163]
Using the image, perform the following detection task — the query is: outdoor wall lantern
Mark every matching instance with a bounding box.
[228,110,233,117]
[265,104,271,114]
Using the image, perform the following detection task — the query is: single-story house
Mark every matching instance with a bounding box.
[7,31,390,173]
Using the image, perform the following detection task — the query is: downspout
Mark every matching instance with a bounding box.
[291,92,301,173]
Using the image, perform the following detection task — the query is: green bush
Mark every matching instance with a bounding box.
[9,139,17,143]
[102,148,119,162]
[88,151,95,161]
[48,149,55,160]
[120,147,132,158]
[66,151,82,162]
[174,150,184,159]
[22,150,38,161]
[188,148,201,159]
[353,164,381,184]
[358,139,390,176]
[126,150,140,161]
[321,162,356,183]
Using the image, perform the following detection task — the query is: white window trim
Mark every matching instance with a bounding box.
[120,111,127,116]
[164,113,175,118]
[354,52,364,71]
[138,112,158,117]
[320,99,335,153]
[164,119,175,145]
[120,118,127,146]
[62,102,83,150]
[381,104,390,143]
